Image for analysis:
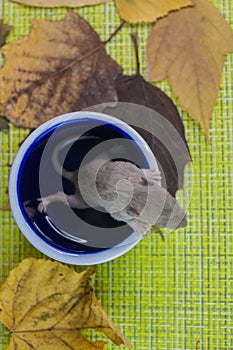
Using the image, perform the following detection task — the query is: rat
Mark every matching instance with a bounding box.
[37,145,187,237]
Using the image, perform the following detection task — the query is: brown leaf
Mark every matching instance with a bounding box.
[104,35,191,197]
[0,12,122,128]
[0,19,12,47]
[0,258,131,350]
[11,0,110,7]
[146,0,233,138]
[114,0,193,23]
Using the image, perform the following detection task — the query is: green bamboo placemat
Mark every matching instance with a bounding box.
[0,1,233,349]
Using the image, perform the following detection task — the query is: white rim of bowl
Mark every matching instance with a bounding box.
[9,111,159,265]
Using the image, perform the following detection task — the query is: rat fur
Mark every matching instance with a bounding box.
[37,150,187,237]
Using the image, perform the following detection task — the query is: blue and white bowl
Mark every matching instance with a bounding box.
[9,111,159,265]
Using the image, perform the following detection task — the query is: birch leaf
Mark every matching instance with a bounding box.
[146,0,233,138]
[0,258,131,350]
[11,0,110,8]
[114,0,193,23]
[0,12,122,128]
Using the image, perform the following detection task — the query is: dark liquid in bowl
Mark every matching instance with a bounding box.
[18,118,148,253]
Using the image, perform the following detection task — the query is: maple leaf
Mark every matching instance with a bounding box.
[11,0,110,7]
[146,0,233,138]
[0,258,131,350]
[103,34,191,197]
[0,12,122,128]
[114,0,193,23]
[0,19,12,47]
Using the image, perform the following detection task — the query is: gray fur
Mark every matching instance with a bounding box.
[38,153,187,235]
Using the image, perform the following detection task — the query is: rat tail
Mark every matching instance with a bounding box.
[51,135,100,183]
[51,140,74,182]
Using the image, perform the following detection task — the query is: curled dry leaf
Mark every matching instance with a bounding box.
[0,19,12,47]
[146,0,233,139]
[114,0,193,23]
[0,258,131,350]
[103,35,191,197]
[11,0,110,8]
[0,12,122,128]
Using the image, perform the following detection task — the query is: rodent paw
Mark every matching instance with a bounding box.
[142,169,161,185]
[37,198,48,214]
[146,169,161,182]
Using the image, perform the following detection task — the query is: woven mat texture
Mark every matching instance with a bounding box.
[0,1,233,349]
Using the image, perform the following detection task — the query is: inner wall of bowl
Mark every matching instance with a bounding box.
[18,118,149,254]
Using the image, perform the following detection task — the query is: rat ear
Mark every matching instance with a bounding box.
[128,218,151,237]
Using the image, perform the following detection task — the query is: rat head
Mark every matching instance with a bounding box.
[156,192,187,230]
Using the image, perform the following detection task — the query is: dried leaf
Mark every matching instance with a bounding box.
[115,76,191,196]
[11,0,109,8]
[0,258,131,350]
[114,0,193,23]
[0,12,122,128]
[0,116,9,131]
[0,19,12,47]
[106,35,191,197]
[146,0,233,138]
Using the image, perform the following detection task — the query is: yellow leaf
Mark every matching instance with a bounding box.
[114,0,193,23]
[11,0,109,7]
[0,12,122,128]
[0,258,131,350]
[146,0,233,138]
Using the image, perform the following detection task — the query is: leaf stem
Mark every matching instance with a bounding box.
[50,22,125,78]
[104,21,125,45]
[196,340,200,350]
[131,33,140,75]
[53,45,103,76]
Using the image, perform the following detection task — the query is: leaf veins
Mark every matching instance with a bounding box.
[0,12,122,128]
[0,258,131,350]
[146,0,233,138]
